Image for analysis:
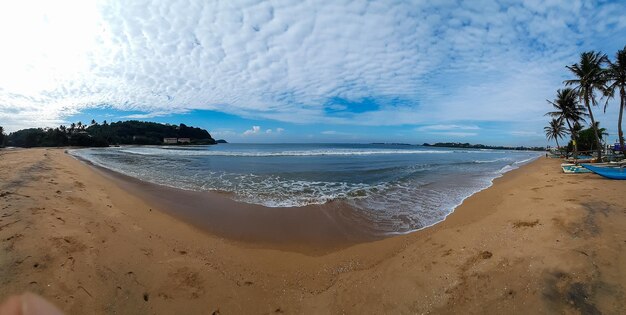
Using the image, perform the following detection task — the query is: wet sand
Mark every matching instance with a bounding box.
[85,160,387,252]
[1,148,625,314]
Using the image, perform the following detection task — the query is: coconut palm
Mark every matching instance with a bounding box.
[565,51,608,160]
[546,88,587,159]
[544,118,567,150]
[604,46,626,154]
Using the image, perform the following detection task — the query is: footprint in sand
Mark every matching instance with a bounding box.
[50,236,87,253]
[73,181,86,189]
[65,196,91,207]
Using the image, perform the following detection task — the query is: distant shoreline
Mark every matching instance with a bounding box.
[422,142,546,151]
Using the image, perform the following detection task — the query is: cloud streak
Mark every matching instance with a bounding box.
[0,0,625,133]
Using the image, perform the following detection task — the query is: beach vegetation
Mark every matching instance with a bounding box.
[544,118,567,150]
[0,126,5,147]
[546,88,587,158]
[574,122,608,153]
[604,45,626,154]
[565,51,608,160]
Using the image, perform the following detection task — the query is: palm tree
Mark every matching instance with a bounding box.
[604,46,626,154]
[77,121,83,130]
[546,88,587,159]
[565,51,608,160]
[592,121,609,143]
[91,119,97,126]
[70,123,76,133]
[544,118,567,150]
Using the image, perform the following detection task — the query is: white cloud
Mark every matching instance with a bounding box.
[243,125,283,136]
[321,130,338,135]
[243,126,261,136]
[266,128,284,134]
[122,111,184,119]
[0,0,624,132]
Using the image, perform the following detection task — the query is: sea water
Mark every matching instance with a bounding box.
[70,143,540,234]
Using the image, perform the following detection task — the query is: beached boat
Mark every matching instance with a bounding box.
[561,163,592,174]
[563,158,596,164]
[582,164,626,180]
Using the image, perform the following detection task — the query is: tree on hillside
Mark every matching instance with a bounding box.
[546,88,587,159]
[544,118,567,150]
[604,45,626,154]
[565,51,608,160]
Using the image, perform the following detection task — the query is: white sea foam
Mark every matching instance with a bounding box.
[514,156,536,165]
[473,157,511,163]
[116,147,458,157]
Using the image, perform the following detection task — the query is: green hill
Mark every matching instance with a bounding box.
[5,121,217,147]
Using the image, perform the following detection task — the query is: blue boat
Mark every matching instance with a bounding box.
[582,164,626,180]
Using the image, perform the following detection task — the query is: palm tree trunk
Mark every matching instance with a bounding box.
[555,138,560,152]
[584,93,603,160]
[565,120,578,159]
[617,87,626,155]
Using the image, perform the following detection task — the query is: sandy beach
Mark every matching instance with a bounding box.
[1,148,625,314]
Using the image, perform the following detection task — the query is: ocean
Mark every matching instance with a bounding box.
[69,143,540,234]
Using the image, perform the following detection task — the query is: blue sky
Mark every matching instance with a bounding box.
[1,0,626,145]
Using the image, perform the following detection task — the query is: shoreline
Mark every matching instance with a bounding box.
[68,148,540,249]
[2,148,625,313]
[74,153,387,252]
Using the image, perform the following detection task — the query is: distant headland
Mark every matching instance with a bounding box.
[1,120,219,148]
[423,142,545,151]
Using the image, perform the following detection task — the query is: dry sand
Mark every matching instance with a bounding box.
[1,148,625,314]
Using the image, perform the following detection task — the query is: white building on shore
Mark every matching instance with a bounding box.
[163,138,191,144]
